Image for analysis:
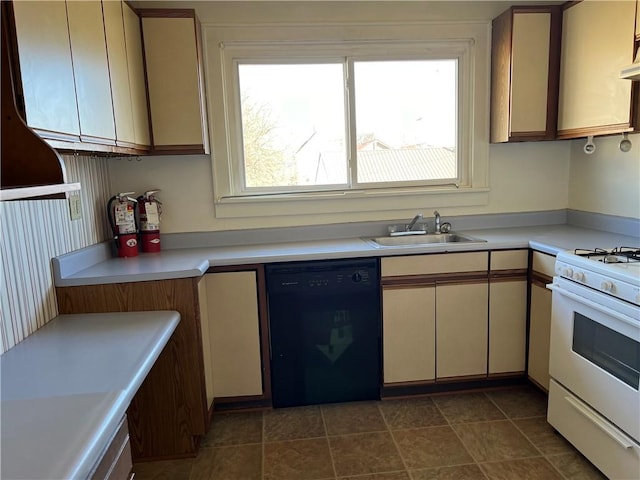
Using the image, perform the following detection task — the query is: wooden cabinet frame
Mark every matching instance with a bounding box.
[490,5,562,142]
[56,278,207,461]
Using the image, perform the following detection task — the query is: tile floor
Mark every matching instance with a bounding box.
[132,386,607,480]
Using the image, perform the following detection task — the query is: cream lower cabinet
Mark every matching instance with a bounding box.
[528,282,552,391]
[383,285,435,383]
[381,252,489,386]
[202,269,264,400]
[488,250,528,375]
[527,251,556,391]
[436,281,488,379]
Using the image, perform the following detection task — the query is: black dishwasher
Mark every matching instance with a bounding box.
[266,258,380,408]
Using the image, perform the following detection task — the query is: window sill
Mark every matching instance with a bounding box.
[214,186,489,219]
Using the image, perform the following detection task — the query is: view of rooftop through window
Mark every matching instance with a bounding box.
[238,59,457,191]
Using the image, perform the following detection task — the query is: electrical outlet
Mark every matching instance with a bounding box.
[69,195,82,221]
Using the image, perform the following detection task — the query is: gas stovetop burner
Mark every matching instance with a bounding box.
[574,247,640,264]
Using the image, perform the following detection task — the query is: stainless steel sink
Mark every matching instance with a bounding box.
[364,232,486,248]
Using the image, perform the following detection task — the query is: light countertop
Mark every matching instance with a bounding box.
[53,225,640,287]
[0,311,180,480]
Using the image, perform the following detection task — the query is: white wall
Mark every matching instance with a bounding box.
[1,155,111,353]
[568,133,640,219]
[109,141,571,233]
[110,0,575,233]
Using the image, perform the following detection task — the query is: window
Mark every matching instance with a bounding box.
[237,59,457,193]
[207,23,489,218]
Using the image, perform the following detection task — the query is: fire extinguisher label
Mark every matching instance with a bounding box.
[143,202,160,228]
[115,203,136,234]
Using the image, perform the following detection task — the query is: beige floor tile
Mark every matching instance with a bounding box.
[133,458,194,480]
[264,405,326,441]
[480,457,563,480]
[432,393,505,424]
[339,472,410,480]
[322,401,387,435]
[512,417,574,456]
[453,421,539,463]
[329,431,405,476]
[546,452,608,480]
[201,410,263,447]
[485,388,547,419]
[264,437,334,480]
[380,397,447,430]
[393,426,473,470]
[410,463,487,480]
[190,444,261,480]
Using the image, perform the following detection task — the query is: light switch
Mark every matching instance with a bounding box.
[69,194,82,221]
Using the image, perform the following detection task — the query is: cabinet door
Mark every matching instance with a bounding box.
[122,3,150,147]
[205,271,263,398]
[558,1,637,137]
[382,285,435,383]
[102,0,136,145]
[197,277,214,413]
[11,1,80,137]
[436,282,488,379]
[491,7,560,143]
[528,282,552,391]
[66,1,115,142]
[142,15,208,153]
[489,279,527,374]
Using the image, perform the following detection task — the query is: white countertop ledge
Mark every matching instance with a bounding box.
[0,311,180,480]
[53,225,640,287]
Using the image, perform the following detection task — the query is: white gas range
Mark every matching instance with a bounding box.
[547,246,640,480]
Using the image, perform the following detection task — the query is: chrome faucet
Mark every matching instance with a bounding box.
[434,210,441,234]
[406,213,423,231]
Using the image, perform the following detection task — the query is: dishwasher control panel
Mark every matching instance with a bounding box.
[266,259,378,294]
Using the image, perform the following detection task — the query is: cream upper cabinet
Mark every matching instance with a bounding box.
[66,1,115,143]
[382,285,435,383]
[490,6,561,143]
[122,3,150,147]
[141,12,209,154]
[11,1,80,138]
[558,1,638,138]
[102,0,136,146]
[204,271,263,398]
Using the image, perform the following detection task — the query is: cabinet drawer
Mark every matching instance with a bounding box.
[381,252,488,277]
[532,251,555,277]
[91,416,131,480]
[548,379,640,480]
[490,250,528,271]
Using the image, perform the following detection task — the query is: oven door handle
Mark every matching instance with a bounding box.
[564,395,634,449]
[547,283,639,328]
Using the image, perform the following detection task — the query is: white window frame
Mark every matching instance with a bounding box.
[205,22,490,219]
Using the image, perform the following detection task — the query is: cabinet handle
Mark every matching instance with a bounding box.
[564,395,633,449]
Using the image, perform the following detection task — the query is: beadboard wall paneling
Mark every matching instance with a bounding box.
[0,154,111,353]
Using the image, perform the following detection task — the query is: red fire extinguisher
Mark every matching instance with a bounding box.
[107,192,139,258]
[137,190,162,253]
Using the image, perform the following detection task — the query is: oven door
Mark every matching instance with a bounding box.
[548,278,640,442]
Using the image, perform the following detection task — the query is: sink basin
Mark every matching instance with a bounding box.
[365,232,486,248]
